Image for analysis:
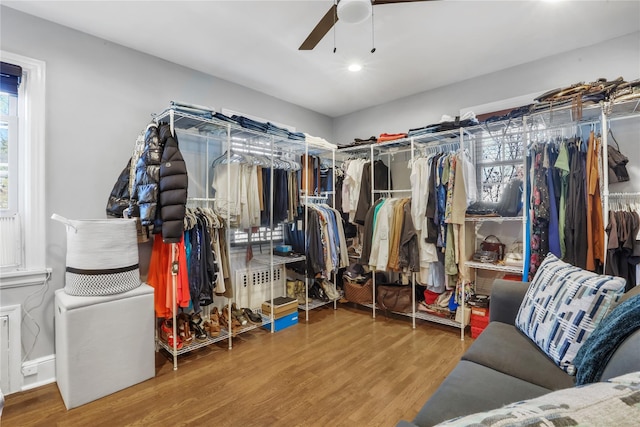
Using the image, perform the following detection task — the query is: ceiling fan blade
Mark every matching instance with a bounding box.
[299,4,338,51]
[373,0,436,4]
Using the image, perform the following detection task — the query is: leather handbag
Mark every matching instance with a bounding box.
[376,285,412,313]
[480,235,505,261]
[344,277,373,305]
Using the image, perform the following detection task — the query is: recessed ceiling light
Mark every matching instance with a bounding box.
[348,63,363,72]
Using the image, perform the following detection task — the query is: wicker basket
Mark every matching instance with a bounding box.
[52,214,141,296]
[343,277,373,305]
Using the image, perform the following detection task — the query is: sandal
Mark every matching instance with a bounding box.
[205,307,222,337]
[221,304,241,332]
[243,307,263,325]
[177,313,193,345]
[231,303,248,326]
[160,319,183,350]
[190,313,208,341]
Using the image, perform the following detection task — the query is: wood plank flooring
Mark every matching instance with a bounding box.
[2,304,473,427]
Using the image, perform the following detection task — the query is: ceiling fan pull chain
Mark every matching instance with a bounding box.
[370,3,376,54]
[333,0,338,53]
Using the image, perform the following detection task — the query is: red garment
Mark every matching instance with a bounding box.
[423,289,440,305]
[378,133,408,143]
[147,235,190,318]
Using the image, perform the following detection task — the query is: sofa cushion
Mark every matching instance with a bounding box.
[433,371,640,426]
[462,321,575,390]
[515,253,625,374]
[409,361,551,427]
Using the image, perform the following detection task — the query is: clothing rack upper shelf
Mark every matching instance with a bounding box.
[153,107,336,157]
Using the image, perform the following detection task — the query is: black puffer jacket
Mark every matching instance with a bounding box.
[156,123,188,243]
[132,123,163,226]
[106,158,132,218]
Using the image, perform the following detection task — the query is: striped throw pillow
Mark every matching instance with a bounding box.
[515,253,626,374]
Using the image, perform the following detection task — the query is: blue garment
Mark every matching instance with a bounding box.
[213,112,237,123]
[547,144,561,257]
[323,206,341,271]
[169,103,213,118]
[315,205,338,272]
[435,155,447,248]
[232,115,269,133]
[266,122,290,139]
[288,131,305,141]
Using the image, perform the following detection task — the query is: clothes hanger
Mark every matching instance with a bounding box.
[608,127,621,149]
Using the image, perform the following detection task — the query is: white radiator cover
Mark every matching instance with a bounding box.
[0,305,22,395]
[235,265,286,310]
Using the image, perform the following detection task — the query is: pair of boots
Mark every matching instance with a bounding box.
[287,279,309,304]
[318,279,341,302]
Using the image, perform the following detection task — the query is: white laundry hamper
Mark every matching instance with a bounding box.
[52,214,141,296]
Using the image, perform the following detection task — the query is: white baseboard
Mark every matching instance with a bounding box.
[21,354,55,391]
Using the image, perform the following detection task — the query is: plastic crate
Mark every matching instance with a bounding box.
[471,325,486,339]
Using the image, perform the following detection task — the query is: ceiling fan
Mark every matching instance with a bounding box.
[299,0,436,51]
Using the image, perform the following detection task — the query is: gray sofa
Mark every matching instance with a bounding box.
[397,279,640,427]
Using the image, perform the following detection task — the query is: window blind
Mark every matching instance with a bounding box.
[0,62,22,96]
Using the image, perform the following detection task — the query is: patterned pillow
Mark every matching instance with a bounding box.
[435,371,640,426]
[515,253,625,374]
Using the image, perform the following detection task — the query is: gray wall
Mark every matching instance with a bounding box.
[0,6,333,363]
[333,32,640,144]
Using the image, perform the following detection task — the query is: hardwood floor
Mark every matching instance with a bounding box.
[2,304,473,427]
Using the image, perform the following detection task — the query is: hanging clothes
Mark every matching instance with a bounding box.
[565,140,588,269]
[147,235,190,319]
[342,158,368,223]
[179,207,230,312]
[554,141,571,259]
[606,209,640,291]
[586,131,605,271]
[529,144,551,278]
[212,153,299,229]
[546,141,561,258]
[354,159,391,225]
[303,203,349,278]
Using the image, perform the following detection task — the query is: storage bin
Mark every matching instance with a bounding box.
[52,214,140,296]
[263,310,298,332]
[470,307,490,338]
[54,284,155,409]
[471,325,485,339]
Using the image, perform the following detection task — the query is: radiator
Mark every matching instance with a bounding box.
[0,305,21,395]
[235,265,285,310]
[1,315,9,393]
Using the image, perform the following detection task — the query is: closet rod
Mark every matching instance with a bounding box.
[525,117,602,134]
[188,197,217,201]
[374,189,412,193]
[608,192,640,198]
[372,146,413,156]
[607,110,640,123]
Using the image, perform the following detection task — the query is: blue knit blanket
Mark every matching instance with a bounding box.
[574,294,640,385]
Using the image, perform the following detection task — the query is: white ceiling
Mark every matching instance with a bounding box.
[4,1,640,118]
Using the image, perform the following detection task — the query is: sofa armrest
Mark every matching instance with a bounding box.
[489,279,530,325]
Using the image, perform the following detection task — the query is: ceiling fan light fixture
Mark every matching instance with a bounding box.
[348,63,363,72]
[337,0,372,24]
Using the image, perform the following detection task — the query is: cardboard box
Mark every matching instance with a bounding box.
[262,305,298,319]
[262,311,298,332]
[262,296,298,316]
